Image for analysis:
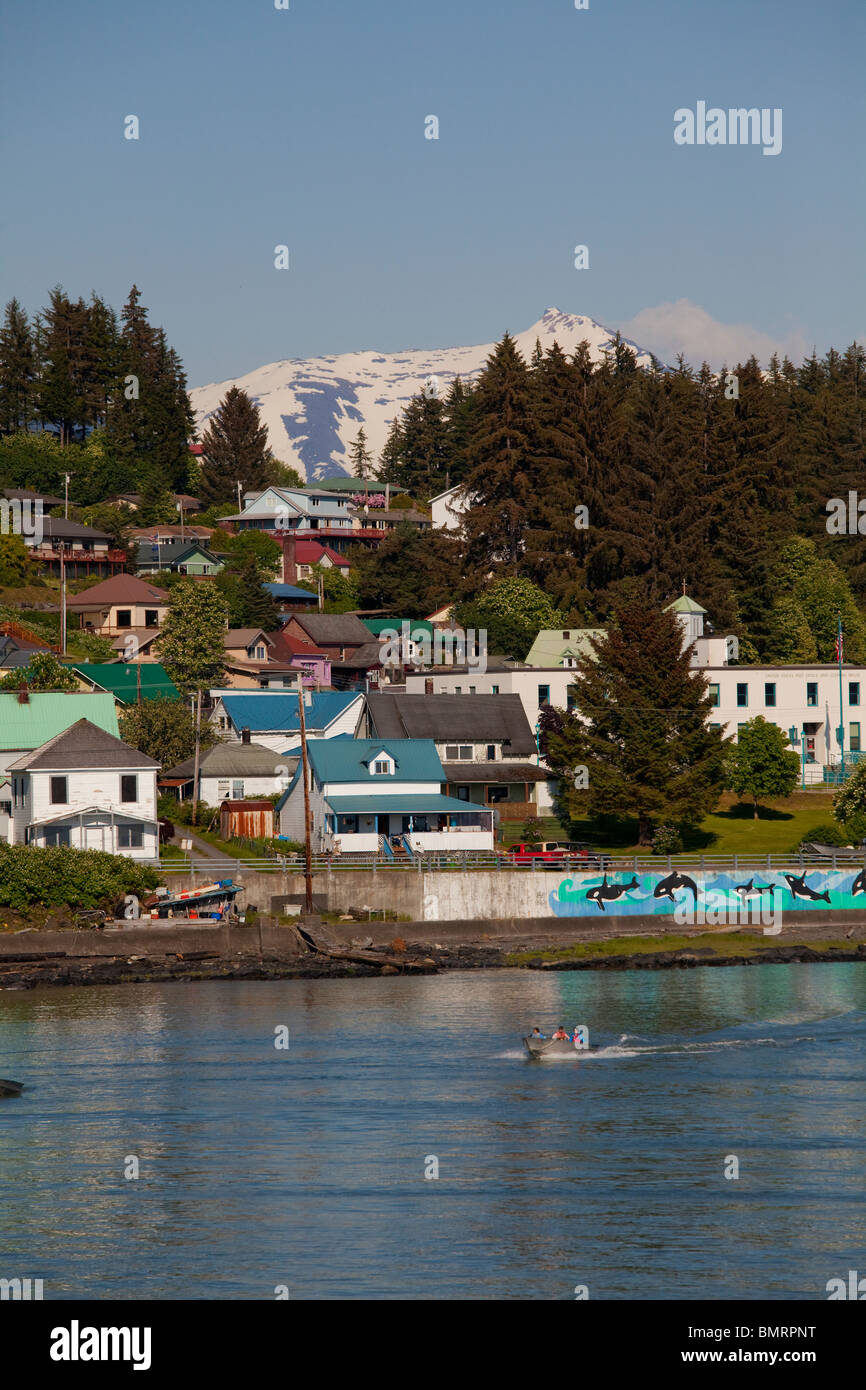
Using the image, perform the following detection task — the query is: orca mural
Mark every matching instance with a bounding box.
[550,868,865,917]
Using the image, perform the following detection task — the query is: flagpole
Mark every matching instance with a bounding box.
[838,614,845,780]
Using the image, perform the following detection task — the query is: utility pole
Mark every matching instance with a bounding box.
[64,473,71,520]
[60,543,67,656]
[192,688,202,824]
[297,687,314,913]
[177,498,185,542]
[236,480,243,514]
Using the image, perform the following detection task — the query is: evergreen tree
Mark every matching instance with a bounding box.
[198,386,271,506]
[119,696,217,770]
[217,556,280,630]
[461,333,534,569]
[0,298,35,434]
[539,601,728,845]
[348,427,374,485]
[36,286,89,444]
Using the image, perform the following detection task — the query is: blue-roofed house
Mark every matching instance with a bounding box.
[276,738,495,855]
[209,689,365,753]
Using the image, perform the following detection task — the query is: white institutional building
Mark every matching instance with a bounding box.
[404,596,864,785]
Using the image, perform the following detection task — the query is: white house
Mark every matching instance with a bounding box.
[209,690,365,753]
[430,484,470,532]
[162,735,298,804]
[277,738,494,855]
[7,719,159,859]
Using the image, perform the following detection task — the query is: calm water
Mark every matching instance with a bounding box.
[1,965,865,1300]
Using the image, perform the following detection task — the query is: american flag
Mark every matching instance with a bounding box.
[836,623,844,664]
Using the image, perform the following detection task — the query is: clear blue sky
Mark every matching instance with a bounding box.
[2,0,863,384]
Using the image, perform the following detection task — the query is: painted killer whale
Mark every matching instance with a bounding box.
[783,873,831,905]
[653,871,698,903]
[585,874,640,913]
[735,878,777,899]
[851,867,866,896]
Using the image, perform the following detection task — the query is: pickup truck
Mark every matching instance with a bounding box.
[506,840,605,869]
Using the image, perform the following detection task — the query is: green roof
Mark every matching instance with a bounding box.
[664,595,708,615]
[524,628,605,667]
[364,619,435,639]
[325,794,483,815]
[71,663,180,703]
[0,692,119,750]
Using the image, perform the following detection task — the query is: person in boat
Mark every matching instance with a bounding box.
[530,1027,547,1039]
[552,1026,569,1041]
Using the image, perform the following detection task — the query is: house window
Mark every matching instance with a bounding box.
[487,785,508,802]
[372,760,390,775]
[144,609,158,628]
[118,825,143,849]
[563,656,578,668]
[486,745,496,761]
[736,683,748,708]
[50,776,68,805]
[764,682,776,707]
[538,685,550,706]
[218,780,230,800]
[336,814,358,834]
[708,684,720,707]
[44,826,70,847]
[454,686,461,694]
[459,745,472,761]
[806,681,818,707]
[116,609,132,628]
[850,682,860,707]
[120,774,137,803]
[445,745,459,760]
[455,787,470,801]
[232,780,244,799]
[491,685,499,694]
[469,686,476,694]
[254,645,266,660]
[851,722,861,753]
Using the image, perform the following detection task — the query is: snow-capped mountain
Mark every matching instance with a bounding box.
[190,309,657,483]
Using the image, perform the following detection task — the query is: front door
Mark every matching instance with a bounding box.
[85,824,104,852]
[377,815,390,835]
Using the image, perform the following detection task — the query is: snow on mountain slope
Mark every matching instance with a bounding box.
[189,308,658,483]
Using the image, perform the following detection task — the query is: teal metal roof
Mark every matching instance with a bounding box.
[0,692,119,750]
[308,738,443,783]
[364,619,435,638]
[325,794,484,815]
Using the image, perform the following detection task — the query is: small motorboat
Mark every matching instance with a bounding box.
[0,1078,23,1098]
[523,1025,590,1058]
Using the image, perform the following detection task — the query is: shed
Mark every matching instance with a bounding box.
[219,799,274,841]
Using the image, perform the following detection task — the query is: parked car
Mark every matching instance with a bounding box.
[507,840,606,870]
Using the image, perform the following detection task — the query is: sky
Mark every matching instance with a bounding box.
[1,0,863,387]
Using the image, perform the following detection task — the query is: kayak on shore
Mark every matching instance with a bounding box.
[0,1078,23,1097]
[523,1026,591,1058]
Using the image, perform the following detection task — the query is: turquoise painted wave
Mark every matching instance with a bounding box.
[549,868,866,916]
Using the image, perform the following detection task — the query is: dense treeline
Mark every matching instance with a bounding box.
[0,285,194,509]
[370,332,866,658]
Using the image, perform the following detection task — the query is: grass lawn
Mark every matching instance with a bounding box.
[500,791,842,857]
[506,933,859,966]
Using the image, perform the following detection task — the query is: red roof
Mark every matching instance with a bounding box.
[291,539,350,568]
[266,629,328,661]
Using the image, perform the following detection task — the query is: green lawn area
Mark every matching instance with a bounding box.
[501,791,842,857]
[506,933,858,966]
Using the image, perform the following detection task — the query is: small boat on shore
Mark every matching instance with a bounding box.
[523,1026,591,1058]
[0,1079,23,1097]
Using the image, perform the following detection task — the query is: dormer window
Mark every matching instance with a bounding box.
[368,750,394,776]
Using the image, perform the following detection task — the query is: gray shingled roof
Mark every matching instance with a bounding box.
[293,614,374,645]
[163,743,298,780]
[366,693,536,755]
[441,762,548,782]
[7,719,160,771]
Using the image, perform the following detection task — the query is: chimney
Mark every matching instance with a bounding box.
[241,727,251,744]
[282,533,297,585]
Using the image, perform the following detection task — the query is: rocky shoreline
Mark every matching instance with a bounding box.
[1,938,864,990]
